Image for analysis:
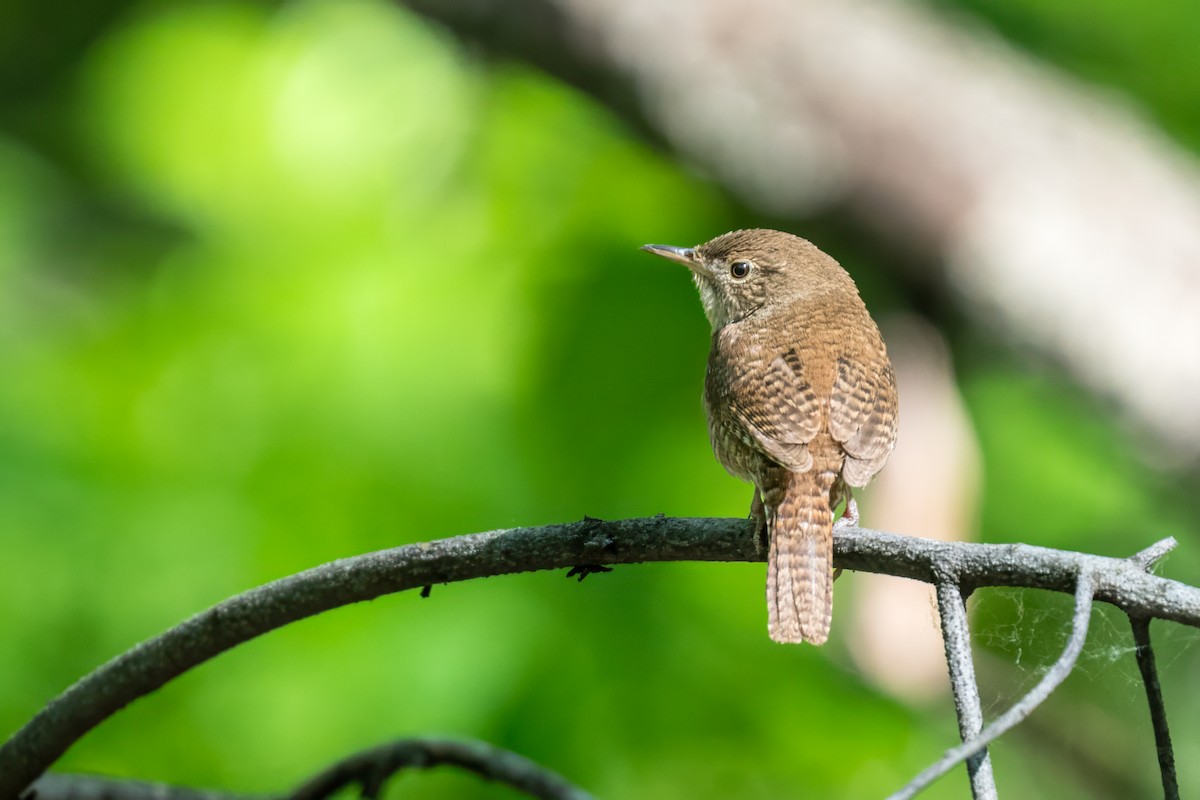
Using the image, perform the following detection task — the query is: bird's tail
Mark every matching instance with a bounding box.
[766,471,835,645]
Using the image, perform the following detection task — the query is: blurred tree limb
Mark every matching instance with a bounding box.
[2,517,1197,798]
[288,736,593,800]
[28,737,592,800]
[401,0,1200,460]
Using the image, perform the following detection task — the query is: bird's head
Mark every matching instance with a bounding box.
[642,228,850,330]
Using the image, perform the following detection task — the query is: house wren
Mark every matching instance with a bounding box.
[643,229,898,644]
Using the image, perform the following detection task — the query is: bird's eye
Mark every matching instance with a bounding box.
[730,261,752,279]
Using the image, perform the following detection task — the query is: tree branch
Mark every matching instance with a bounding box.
[26,737,591,800]
[287,737,593,800]
[24,774,249,800]
[934,581,995,799]
[1,519,1197,798]
[891,571,1097,800]
[1130,617,1179,800]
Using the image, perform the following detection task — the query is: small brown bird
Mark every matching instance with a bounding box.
[643,229,898,644]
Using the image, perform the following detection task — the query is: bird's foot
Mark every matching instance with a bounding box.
[750,488,768,554]
[753,514,769,555]
[834,496,859,530]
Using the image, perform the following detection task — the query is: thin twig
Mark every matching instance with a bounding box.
[934,581,996,800]
[2,522,1196,798]
[1131,538,1177,571]
[287,737,593,800]
[1130,617,1179,800]
[889,571,1097,800]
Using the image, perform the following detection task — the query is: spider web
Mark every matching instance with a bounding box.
[968,586,1198,723]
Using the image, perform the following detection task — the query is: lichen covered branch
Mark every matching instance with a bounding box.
[2,521,1196,798]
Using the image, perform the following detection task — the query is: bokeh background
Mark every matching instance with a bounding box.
[2,0,1198,797]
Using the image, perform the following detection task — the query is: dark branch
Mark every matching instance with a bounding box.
[26,738,590,800]
[287,737,593,800]
[2,520,1197,798]
[1130,617,1179,800]
[891,571,1098,800]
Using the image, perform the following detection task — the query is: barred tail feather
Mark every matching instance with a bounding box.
[766,473,834,645]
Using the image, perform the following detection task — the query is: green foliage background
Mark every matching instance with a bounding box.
[1,1,1197,797]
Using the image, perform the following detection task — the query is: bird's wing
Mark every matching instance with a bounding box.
[728,347,824,472]
[829,356,898,486]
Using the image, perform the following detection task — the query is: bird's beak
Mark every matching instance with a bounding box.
[641,244,707,275]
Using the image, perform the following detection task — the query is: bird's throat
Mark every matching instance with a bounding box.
[692,273,727,330]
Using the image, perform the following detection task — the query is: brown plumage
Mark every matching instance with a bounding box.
[643,229,898,644]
